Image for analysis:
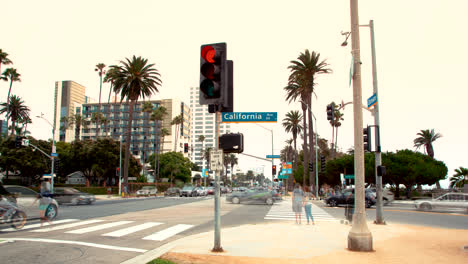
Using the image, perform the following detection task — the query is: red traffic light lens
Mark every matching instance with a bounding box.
[201,45,216,63]
[201,63,215,79]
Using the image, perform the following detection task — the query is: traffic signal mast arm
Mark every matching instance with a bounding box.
[336,101,373,114]
[27,142,54,160]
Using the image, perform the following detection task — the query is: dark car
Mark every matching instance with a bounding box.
[164,187,181,197]
[53,187,95,205]
[4,185,59,220]
[226,188,275,205]
[325,188,376,208]
[180,186,196,197]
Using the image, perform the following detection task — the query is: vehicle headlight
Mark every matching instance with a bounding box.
[79,195,86,199]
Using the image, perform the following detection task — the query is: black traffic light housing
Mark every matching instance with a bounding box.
[219,133,244,153]
[309,162,314,172]
[363,125,372,152]
[326,104,335,121]
[54,159,60,173]
[272,165,277,175]
[15,136,22,148]
[320,155,326,173]
[184,143,189,153]
[377,165,386,176]
[200,43,227,105]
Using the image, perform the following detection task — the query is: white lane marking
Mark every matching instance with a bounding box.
[31,219,105,232]
[143,224,194,241]
[0,237,146,253]
[66,221,133,234]
[1,219,78,232]
[265,201,337,221]
[102,222,163,237]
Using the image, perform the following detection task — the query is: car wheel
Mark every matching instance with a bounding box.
[266,198,274,205]
[71,198,79,205]
[420,203,432,211]
[232,197,240,204]
[46,204,58,220]
[328,199,337,207]
[10,211,27,229]
[365,200,371,208]
[383,198,389,206]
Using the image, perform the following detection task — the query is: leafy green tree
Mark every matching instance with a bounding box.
[110,56,162,189]
[282,110,302,172]
[0,95,30,136]
[1,68,21,137]
[155,152,191,186]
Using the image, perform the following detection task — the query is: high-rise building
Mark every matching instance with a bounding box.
[54,81,86,142]
[189,87,231,169]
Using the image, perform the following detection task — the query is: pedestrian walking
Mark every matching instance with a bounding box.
[303,187,315,225]
[40,178,51,197]
[107,187,112,198]
[32,193,52,227]
[292,183,304,224]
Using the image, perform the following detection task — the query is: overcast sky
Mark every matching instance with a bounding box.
[2,0,467,188]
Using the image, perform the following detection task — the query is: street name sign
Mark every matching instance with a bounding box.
[344,174,355,179]
[278,174,289,179]
[51,152,58,157]
[210,150,224,171]
[367,93,377,108]
[266,155,281,159]
[222,112,277,123]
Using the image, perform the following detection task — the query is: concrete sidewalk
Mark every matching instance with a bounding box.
[122,197,468,264]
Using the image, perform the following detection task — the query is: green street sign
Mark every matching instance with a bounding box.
[278,175,289,179]
[344,174,354,179]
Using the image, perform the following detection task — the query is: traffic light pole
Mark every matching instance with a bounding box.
[348,0,373,251]
[212,110,223,252]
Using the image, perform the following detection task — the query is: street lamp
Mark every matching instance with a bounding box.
[36,113,56,193]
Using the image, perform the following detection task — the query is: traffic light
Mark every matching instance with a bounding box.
[326,104,335,121]
[15,136,22,148]
[219,133,244,153]
[116,167,120,177]
[309,162,314,172]
[199,43,227,107]
[184,143,189,153]
[272,165,277,175]
[377,165,386,176]
[54,159,60,173]
[363,125,372,152]
[320,155,326,173]
[274,178,278,182]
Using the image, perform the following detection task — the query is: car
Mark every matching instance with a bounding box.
[193,186,207,196]
[4,185,59,220]
[164,187,181,197]
[414,192,468,212]
[226,188,275,205]
[53,187,95,205]
[368,187,395,205]
[324,188,376,208]
[180,186,196,197]
[271,190,282,201]
[136,186,158,197]
[206,187,215,195]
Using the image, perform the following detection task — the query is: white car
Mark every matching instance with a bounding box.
[4,185,59,220]
[415,192,468,212]
[136,186,158,197]
[193,187,207,196]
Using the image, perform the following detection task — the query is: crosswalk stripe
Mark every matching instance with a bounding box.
[1,219,78,232]
[102,222,163,237]
[143,224,194,241]
[31,219,105,232]
[66,221,133,234]
[265,201,337,222]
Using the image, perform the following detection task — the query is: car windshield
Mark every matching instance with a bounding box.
[182,186,193,190]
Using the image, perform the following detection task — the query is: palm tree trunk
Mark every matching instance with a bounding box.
[301,103,308,190]
[123,99,136,190]
[293,135,298,171]
[335,126,339,158]
[307,97,315,190]
[6,81,13,137]
[97,75,103,138]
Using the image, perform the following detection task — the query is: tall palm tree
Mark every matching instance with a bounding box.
[171,114,183,151]
[282,110,303,171]
[287,50,331,190]
[0,49,13,75]
[450,167,468,188]
[202,147,213,171]
[19,115,32,137]
[229,153,238,178]
[104,67,119,104]
[72,113,87,141]
[110,56,162,188]
[141,101,154,171]
[1,68,21,137]
[0,95,30,136]
[414,129,443,188]
[152,106,167,180]
[95,63,106,138]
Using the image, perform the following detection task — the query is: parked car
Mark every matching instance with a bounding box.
[180,186,196,197]
[164,187,181,197]
[53,187,95,205]
[206,187,215,195]
[136,186,158,197]
[415,192,468,212]
[367,187,395,205]
[193,186,207,196]
[324,188,376,208]
[271,190,282,201]
[4,185,59,220]
[226,188,275,205]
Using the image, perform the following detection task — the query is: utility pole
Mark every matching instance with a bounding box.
[213,111,223,252]
[348,0,373,251]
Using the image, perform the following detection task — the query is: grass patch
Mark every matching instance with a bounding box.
[147,258,177,264]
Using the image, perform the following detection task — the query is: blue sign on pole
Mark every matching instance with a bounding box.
[51,153,58,157]
[266,155,281,159]
[222,112,277,123]
[202,169,209,178]
[367,93,377,108]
